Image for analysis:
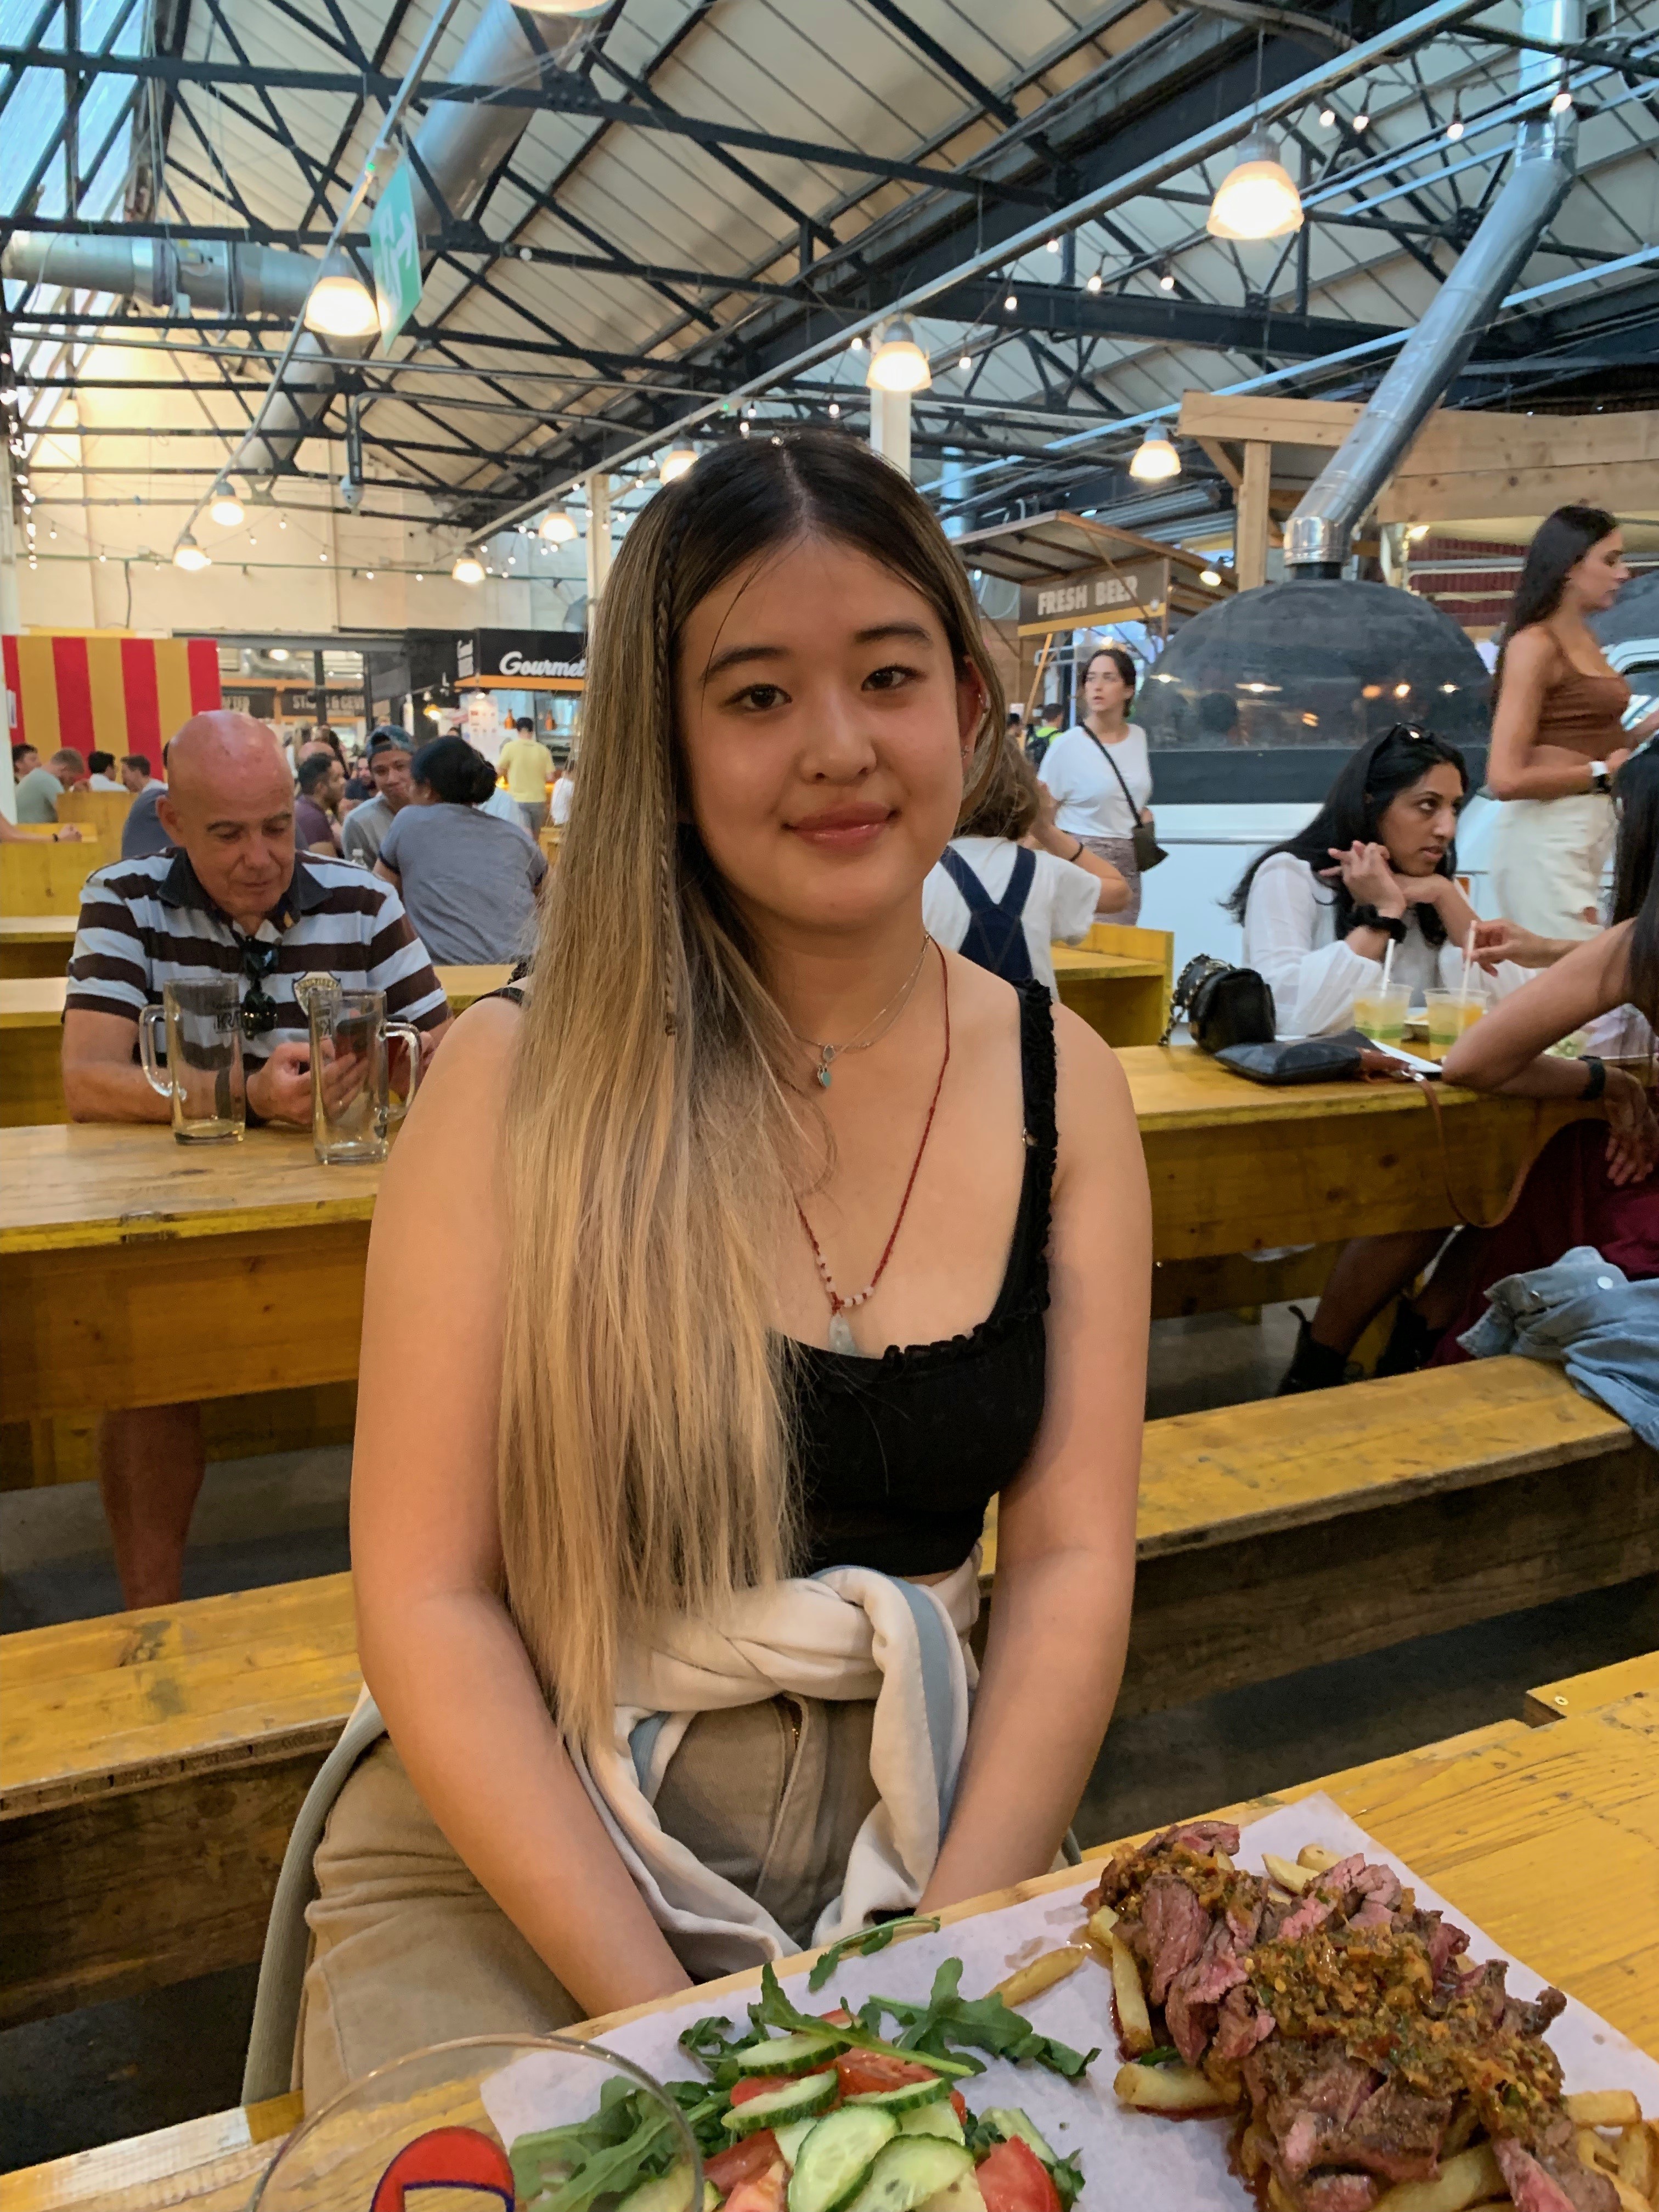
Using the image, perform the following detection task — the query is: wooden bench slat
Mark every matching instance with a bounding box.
[0,1573,356,1688]
[1524,1652,1659,1727]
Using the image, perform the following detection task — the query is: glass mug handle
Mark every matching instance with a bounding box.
[385,1023,423,1125]
[138,1005,173,1099]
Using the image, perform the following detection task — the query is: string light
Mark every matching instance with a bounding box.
[1158,261,1176,291]
[828,402,840,418]
[958,351,972,370]
[1085,269,1103,293]
[1352,85,1372,129]
[849,332,865,352]
[1045,237,1060,254]
[1550,87,1574,113]
[1444,93,1464,141]
[1319,105,1336,127]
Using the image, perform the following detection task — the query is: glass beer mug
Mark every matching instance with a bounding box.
[307,984,422,1165]
[138,978,246,1142]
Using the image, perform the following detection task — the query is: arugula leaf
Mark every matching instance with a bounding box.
[749,1965,977,2078]
[1049,2150,1086,2209]
[860,1960,1099,2080]
[677,2013,753,2091]
[511,2081,681,2212]
[663,2079,733,2161]
[805,1916,941,1992]
[1137,2046,1182,2067]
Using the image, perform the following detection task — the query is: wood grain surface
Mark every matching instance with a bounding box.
[1525,1650,1659,1728]
[9,1704,1653,2211]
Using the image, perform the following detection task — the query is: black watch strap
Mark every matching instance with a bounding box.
[1351,904,1409,944]
[1581,1054,1607,1102]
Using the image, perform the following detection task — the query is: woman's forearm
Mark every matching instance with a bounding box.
[919,1545,1129,1911]
[360,1587,692,2016]
[1488,748,1607,802]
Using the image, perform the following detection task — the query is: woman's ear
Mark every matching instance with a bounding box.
[955,665,986,766]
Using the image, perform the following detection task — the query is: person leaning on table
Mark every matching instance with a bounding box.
[60,710,451,1613]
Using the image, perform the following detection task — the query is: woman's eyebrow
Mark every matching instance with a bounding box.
[703,641,785,681]
[855,622,932,647]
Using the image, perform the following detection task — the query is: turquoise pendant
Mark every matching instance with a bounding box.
[817,1063,832,1088]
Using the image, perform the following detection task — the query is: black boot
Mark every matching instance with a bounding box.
[1277,1307,1351,1395]
[1374,1298,1437,1377]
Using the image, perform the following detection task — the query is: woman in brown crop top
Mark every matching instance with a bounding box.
[1488,504,1659,938]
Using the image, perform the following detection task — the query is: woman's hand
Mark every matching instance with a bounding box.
[1470,918,1574,971]
[1602,1066,1658,1187]
[1322,842,1406,915]
[1628,709,1659,744]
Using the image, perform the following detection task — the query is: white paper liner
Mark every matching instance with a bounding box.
[483,1792,1659,2206]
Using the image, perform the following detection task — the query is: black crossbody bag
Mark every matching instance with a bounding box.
[1081,730,1167,872]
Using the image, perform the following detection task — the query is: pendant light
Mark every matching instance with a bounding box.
[865,318,932,393]
[173,533,211,571]
[1207,27,1303,241]
[659,446,697,482]
[303,272,380,338]
[538,507,578,543]
[208,484,245,528]
[1128,432,1181,483]
[452,552,485,585]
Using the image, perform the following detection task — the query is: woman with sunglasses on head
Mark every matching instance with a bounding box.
[1036,645,1154,923]
[1229,726,1530,1392]
[1486,505,1659,939]
[289,432,1150,2104]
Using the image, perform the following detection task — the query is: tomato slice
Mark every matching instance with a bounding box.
[975,2139,1060,2212]
[727,2076,777,2108]
[704,2132,782,2193]
[950,2091,968,2124]
[820,2008,854,2028]
[719,2160,788,2212]
[833,2051,940,2098]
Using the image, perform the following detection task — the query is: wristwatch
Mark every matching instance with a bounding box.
[1580,1055,1607,1102]
[1589,760,1613,795]
[1351,903,1409,944]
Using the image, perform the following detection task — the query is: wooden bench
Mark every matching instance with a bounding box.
[4,1355,1652,2031]
[0,837,103,915]
[0,915,78,979]
[1524,1649,1659,1726]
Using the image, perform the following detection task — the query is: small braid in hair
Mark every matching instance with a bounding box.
[652,488,698,1039]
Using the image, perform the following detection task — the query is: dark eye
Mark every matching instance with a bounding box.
[865,663,918,692]
[732,683,786,712]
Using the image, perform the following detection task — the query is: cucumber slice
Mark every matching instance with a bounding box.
[735,2030,851,2078]
[916,2172,984,2212]
[844,2076,951,2117]
[618,2163,713,2212]
[845,2138,974,2212]
[724,2072,840,2137]
[787,2107,899,2212]
[774,2119,822,2171]
[979,2112,1056,2166]
[897,2105,964,2146]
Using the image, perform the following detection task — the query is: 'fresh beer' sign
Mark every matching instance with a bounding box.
[1019,558,1167,633]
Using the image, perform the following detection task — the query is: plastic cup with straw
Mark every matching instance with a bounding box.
[1372,936,1409,1043]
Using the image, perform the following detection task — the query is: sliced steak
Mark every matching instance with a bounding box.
[1299,2177,1381,2212]
[1165,1906,1254,2062]
[1350,1863,1403,1914]
[1349,1899,1394,1931]
[1317,2080,1453,2184]
[1212,1984,1276,2062]
[1141,1872,1211,2002]
[1246,2046,1381,2147]
[1501,1985,1568,2039]
[1425,1914,1471,1983]
[1493,2137,1615,2212]
[1274,1890,1336,1944]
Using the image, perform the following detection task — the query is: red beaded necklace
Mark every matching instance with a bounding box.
[793,941,951,1357]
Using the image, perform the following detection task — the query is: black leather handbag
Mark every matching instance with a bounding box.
[1166,953,1277,1052]
[1083,731,1167,871]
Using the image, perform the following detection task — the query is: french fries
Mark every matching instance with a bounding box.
[1295,1843,1344,1874]
[1567,2091,1645,2129]
[1619,2124,1658,2198]
[1086,1903,1118,1939]
[993,1944,1087,2007]
[1110,1932,1154,2055]
[1262,1851,1318,1895]
[1369,2143,1504,2210]
[1575,2114,1659,2212]
[1114,2059,1239,2112]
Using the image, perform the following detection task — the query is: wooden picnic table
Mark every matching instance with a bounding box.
[0,917,78,979]
[1525,1649,1659,1726]
[0,1050,1592,1422]
[7,1691,1652,2211]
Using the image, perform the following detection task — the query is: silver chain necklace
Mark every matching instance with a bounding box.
[792,935,931,1088]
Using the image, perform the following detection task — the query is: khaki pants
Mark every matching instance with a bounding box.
[1488,792,1615,939]
[299,1697,878,2108]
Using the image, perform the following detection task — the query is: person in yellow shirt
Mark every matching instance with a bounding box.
[496,716,554,834]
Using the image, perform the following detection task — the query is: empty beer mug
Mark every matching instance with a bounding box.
[308,985,422,1165]
[138,978,246,1143]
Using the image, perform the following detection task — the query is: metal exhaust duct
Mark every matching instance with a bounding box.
[1,0,547,479]
[1285,2,1581,576]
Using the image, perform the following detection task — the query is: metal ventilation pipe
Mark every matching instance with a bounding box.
[1284,0,1581,576]
[0,0,545,479]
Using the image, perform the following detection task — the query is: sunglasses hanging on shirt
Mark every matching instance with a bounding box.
[238,939,281,1037]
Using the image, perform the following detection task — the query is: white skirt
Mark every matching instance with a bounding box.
[1486,792,1615,939]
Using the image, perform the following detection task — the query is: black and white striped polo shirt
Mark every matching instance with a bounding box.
[66,849,449,1064]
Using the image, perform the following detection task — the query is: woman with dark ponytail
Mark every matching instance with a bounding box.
[374,733,548,964]
[1487,505,1659,938]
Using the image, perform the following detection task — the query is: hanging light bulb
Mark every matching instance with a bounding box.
[303,272,380,338]
[1207,130,1303,239]
[1003,290,1018,312]
[208,485,244,528]
[865,318,932,393]
[1045,236,1061,254]
[828,401,840,418]
[1200,567,1223,587]
[453,553,485,585]
[1158,261,1177,292]
[1129,432,1181,483]
[173,533,211,571]
[1549,87,1573,113]
[849,332,865,352]
[1352,85,1372,129]
[1319,105,1336,127]
[538,508,577,543]
[1444,93,1464,141]
[659,445,697,482]
[1086,269,1103,293]
[958,351,973,371]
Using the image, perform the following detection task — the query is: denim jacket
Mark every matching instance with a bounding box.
[1459,1244,1659,1447]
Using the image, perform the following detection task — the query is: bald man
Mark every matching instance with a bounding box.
[63,710,452,1607]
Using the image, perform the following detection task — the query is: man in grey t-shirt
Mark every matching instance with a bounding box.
[341,727,415,867]
[376,797,546,965]
[15,746,86,822]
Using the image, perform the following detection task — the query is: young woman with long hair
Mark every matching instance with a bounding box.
[1486,504,1659,939]
[1036,645,1153,923]
[1229,724,1488,1040]
[301,432,1149,2101]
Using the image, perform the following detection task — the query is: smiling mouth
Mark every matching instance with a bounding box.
[788,808,894,847]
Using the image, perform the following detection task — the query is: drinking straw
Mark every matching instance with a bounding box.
[1381,936,1395,994]
[1459,922,1476,1008]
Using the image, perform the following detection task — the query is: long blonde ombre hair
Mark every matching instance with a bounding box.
[498,431,1005,1745]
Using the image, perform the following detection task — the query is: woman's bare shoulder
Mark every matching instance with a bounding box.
[1052,1001,1137,1160]
[394,995,521,1160]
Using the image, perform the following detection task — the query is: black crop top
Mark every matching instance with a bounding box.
[791,981,1055,1577]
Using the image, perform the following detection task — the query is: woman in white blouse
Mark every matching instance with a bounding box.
[1229,726,1524,1392]
[1231,724,1488,1037]
[1036,646,1153,924]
